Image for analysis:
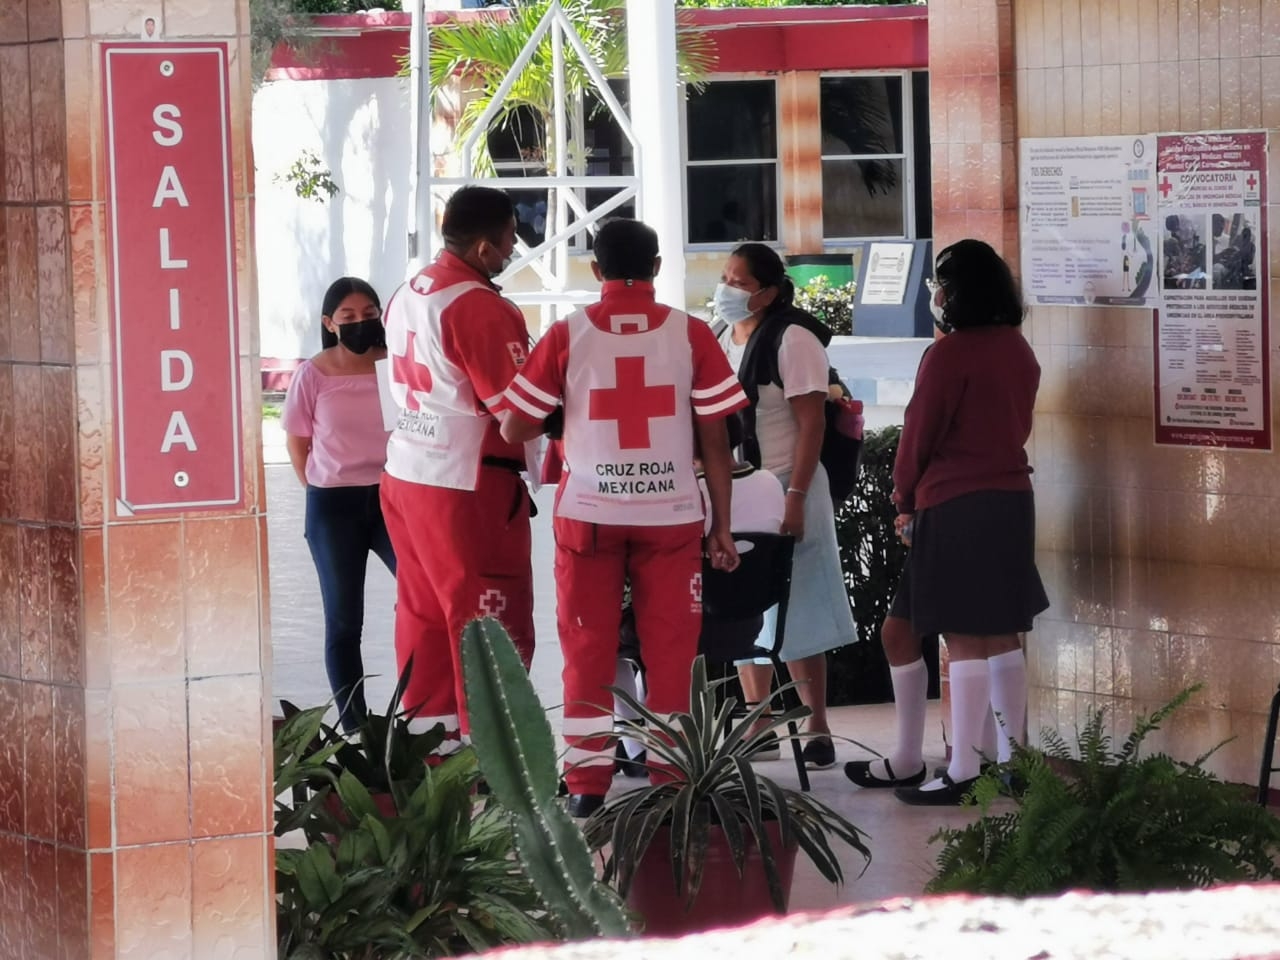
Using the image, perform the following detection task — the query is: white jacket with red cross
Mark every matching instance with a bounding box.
[382,251,530,490]
[502,280,748,524]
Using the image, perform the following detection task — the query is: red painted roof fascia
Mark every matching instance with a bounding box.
[265,5,927,82]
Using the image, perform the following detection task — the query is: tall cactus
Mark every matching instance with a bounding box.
[461,617,632,939]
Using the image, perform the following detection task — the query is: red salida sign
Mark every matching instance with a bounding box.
[104,44,242,513]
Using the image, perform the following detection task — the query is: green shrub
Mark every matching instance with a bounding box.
[793,275,856,336]
[827,425,937,706]
[272,685,558,958]
[927,688,1280,896]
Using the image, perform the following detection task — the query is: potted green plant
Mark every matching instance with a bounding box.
[272,675,560,957]
[581,656,872,936]
[927,687,1280,895]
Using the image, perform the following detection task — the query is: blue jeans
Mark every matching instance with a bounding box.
[305,484,396,732]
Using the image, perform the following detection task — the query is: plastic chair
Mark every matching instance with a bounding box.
[1258,682,1280,805]
[699,532,810,792]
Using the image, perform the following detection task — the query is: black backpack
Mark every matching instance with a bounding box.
[714,309,863,507]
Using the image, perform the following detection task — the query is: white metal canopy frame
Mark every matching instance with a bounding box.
[405,0,687,313]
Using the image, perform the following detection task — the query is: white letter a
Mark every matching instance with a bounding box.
[160,411,198,453]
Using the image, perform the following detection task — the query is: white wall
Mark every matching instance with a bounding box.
[252,76,413,366]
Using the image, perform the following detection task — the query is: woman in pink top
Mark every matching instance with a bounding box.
[283,277,395,732]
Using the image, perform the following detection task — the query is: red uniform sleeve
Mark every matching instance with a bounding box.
[688,317,749,419]
[441,289,531,412]
[892,341,963,514]
[501,321,569,423]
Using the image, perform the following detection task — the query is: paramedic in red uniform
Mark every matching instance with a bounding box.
[500,218,748,817]
[380,185,535,752]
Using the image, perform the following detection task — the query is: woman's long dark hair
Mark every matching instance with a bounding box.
[934,239,1025,330]
[320,277,382,349]
[730,242,795,318]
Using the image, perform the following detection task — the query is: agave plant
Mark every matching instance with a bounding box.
[582,656,871,911]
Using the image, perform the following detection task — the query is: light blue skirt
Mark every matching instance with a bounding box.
[748,464,858,663]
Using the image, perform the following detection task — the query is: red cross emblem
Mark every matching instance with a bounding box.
[479,588,508,618]
[589,356,676,450]
[689,572,703,604]
[1247,173,1258,190]
[392,329,432,411]
[1157,175,1174,198]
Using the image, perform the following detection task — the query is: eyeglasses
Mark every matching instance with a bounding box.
[925,278,941,296]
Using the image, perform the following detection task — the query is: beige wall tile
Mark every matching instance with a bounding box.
[1199,59,1222,129]
[1220,58,1242,128]
[1263,0,1280,55]
[1240,0,1262,58]
[1178,0,1200,62]
[1199,0,1221,60]
[1061,0,1083,66]
[1158,0,1181,61]
[1078,0,1100,66]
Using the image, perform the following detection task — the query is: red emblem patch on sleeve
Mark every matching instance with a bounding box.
[507,341,528,366]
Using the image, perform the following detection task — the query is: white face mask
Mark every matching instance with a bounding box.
[714,282,755,324]
[929,297,946,325]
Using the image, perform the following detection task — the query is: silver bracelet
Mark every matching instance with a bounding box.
[786,487,807,497]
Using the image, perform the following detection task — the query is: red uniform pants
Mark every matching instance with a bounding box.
[554,513,704,795]
[380,468,535,745]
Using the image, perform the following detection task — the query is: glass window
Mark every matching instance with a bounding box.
[487,106,549,246]
[578,80,636,248]
[685,80,779,244]
[820,75,909,240]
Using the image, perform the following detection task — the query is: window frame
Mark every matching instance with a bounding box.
[681,74,783,250]
[818,69,916,245]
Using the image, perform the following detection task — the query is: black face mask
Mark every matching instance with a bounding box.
[336,318,384,355]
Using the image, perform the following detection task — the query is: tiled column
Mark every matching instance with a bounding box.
[778,70,824,256]
[926,0,1018,748]
[0,1,271,957]
[928,0,1018,259]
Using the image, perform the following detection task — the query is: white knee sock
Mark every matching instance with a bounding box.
[887,658,927,776]
[988,648,1027,762]
[613,661,647,759]
[943,658,991,784]
[981,706,998,761]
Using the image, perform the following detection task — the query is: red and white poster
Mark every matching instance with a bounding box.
[1153,131,1270,450]
[103,44,243,513]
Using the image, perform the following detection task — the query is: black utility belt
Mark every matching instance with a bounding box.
[480,456,537,519]
[481,456,525,474]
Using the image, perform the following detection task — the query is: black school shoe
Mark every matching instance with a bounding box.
[845,758,927,788]
[802,736,836,770]
[894,772,978,806]
[567,793,606,818]
[614,741,648,778]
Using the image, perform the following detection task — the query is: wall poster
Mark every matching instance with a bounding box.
[1019,135,1158,307]
[1153,131,1269,451]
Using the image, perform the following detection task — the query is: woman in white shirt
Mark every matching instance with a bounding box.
[713,243,858,770]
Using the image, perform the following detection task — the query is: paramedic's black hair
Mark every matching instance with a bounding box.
[442,186,515,251]
[593,218,660,280]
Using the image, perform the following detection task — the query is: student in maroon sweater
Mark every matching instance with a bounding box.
[846,239,1049,806]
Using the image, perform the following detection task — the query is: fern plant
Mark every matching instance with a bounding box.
[927,687,1280,896]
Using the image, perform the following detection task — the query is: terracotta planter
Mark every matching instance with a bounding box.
[627,821,798,936]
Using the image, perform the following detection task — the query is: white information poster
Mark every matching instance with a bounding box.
[859,242,915,305]
[1153,131,1270,451]
[1020,136,1158,307]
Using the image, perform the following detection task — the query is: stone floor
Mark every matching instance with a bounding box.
[263,462,980,906]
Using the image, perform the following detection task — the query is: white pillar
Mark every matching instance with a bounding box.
[407,0,433,276]
[626,0,686,309]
